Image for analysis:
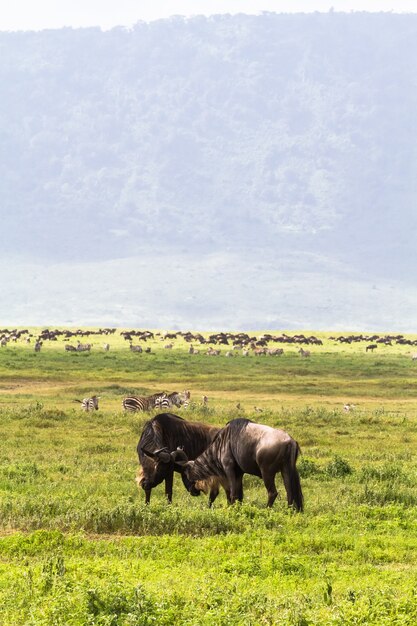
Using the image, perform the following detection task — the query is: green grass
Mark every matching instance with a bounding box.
[0,328,416,624]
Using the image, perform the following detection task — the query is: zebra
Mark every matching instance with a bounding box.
[103,343,110,351]
[298,348,311,357]
[34,341,42,352]
[122,392,166,412]
[65,344,77,352]
[154,390,191,411]
[77,342,92,352]
[130,343,143,353]
[74,395,100,411]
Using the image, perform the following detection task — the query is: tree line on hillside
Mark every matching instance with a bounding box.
[0,12,416,278]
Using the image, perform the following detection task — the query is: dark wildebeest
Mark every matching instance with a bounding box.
[137,413,227,505]
[366,344,378,352]
[173,418,303,511]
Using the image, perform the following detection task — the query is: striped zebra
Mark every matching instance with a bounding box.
[74,395,100,411]
[154,390,191,411]
[122,392,166,412]
[77,342,92,352]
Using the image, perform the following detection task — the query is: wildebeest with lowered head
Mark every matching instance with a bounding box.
[173,418,303,511]
[137,413,224,505]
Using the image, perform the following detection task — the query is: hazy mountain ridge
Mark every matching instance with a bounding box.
[1,14,416,266]
[1,13,416,329]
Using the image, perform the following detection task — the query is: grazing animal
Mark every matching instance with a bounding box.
[137,413,224,504]
[173,418,303,511]
[411,353,417,361]
[298,348,310,357]
[366,344,377,352]
[65,344,77,352]
[343,403,356,412]
[122,392,166,412]
[74,395,100,411]
[77,342,92,352]
[129,343,143,353]
[103,343,110,351]
[155,390,191,411]
[34,341,42,352]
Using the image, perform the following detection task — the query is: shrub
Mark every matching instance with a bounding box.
[298,458,322,477]
[326,456,353,478]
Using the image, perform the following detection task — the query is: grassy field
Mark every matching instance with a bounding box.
[0,328,416,625]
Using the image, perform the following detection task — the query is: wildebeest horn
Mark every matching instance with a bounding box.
[141,447,157,459]
[154,448,171,463]
[141,447,171,463]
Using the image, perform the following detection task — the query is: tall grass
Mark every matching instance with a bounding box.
[0,329,416,624]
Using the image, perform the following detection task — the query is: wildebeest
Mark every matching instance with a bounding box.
[137,413,224,505]
[366,344,377,352]
[173,418,303,511]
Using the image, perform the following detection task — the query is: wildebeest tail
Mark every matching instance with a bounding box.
[289,441,304,512]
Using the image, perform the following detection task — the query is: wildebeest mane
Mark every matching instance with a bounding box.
[225,417,252,431]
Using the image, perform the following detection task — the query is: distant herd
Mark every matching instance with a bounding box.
[1,327,416,356]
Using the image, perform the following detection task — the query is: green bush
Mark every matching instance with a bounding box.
[326,456,353,478]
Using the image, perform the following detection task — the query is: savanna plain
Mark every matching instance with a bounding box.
[0,328,416,625]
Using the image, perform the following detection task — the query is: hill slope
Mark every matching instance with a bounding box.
[0,13,416,328]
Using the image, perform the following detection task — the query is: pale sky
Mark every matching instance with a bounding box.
[1,0,417,31]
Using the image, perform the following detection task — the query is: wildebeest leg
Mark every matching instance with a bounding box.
[145,489,151,504]
[281,468,293,507]
[165,472,174,503]
[281,465,303,511]
[208,484,219,508]
[262,471,278,507]
[229,474,244,504]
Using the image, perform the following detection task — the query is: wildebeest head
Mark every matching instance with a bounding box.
[170,451,200,493]
[140,447,200,495]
